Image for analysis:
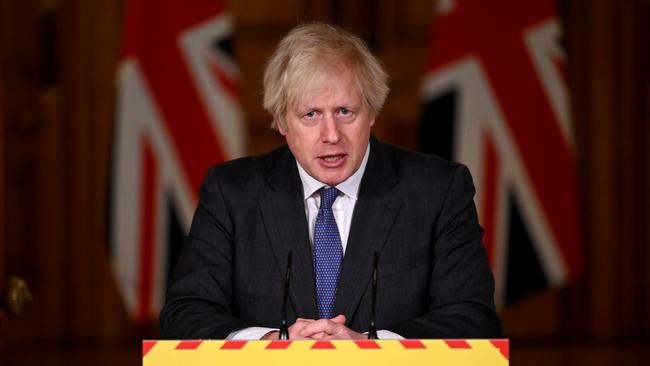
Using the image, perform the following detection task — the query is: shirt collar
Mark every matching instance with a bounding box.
[296,143,370,201]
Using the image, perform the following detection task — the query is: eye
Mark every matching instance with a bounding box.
[305,111,316,118]
[336,107,355,121]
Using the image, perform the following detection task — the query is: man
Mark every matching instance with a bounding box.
[160,23,500,340]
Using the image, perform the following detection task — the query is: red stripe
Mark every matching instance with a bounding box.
[122,0,225,59]
[119,0,144,59]
[399,340,426,349]
[428,0,554,71]
[354,340,381,349]
[552,53,567,89]
[137,138,157,322]
[176,340,203,350]
[481,136,500,266]
[142,341,157,357]
[445,340,472,349]
[490,339,510,360]
[121,0,229,198]
[482,35,582,275]
[311,341,336,349]
[209,59,240,101]
[221,340,247,349]
[266,341,292,349]
[427,0,582,275]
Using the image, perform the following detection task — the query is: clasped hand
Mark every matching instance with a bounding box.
[262,315,367,340]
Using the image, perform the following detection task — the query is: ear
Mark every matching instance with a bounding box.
[369,117,375,127]
[277,121,287,136]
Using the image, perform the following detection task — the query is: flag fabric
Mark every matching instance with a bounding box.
[420,0,581,306]
[111,0,245,322]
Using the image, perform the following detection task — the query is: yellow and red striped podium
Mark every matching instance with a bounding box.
[143,339,509,365]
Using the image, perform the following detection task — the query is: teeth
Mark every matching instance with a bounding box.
[323,156,340,161]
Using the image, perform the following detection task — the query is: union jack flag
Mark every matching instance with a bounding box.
[111,0,245,322]
[420,0,582,306]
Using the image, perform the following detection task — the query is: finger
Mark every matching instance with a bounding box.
[288,333,313,340]
[302,319,347,337]
[307,331,328,339]
[300,319,338,337]
[299,319,327,336]
[330,314,346,324]
[288,331,314,340]
[287,318,316,338]
[295,318,315,324]
[322,327,366,340]
[324,320,343,335]
[291,318,315,330]
[289,322,317,340]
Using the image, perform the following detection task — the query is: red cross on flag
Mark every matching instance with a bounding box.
[111,0,246,322]
[420,0,582,306]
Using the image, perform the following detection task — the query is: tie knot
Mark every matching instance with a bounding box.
[319,187,340,210]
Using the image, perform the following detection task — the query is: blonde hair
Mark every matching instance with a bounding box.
[263,22,389,130]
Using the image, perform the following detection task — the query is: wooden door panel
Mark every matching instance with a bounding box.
[0,0,67,345]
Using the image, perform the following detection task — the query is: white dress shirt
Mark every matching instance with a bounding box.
[299,144,369,253]
[228,145,402,340]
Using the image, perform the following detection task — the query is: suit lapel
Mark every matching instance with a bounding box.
[334,138,402,318]
[258,147,318,319]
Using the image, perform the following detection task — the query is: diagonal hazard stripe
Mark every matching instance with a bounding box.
[266,340,292,349]
[221,340,247,350]
[354,340,381,349]
[399,340,426,349]
[143,340,510,365]
[311,340,336,349]
[142,340,158,357]
[175,340,203,350]
[490,339,510,360]
[445,340,472,349]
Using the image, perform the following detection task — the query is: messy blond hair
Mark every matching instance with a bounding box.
[263,22,389,130]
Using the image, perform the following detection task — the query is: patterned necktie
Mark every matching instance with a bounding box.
[313,187,344,319]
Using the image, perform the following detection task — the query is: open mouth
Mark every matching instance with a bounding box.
[322,155,343,162]
[318,154,347,166]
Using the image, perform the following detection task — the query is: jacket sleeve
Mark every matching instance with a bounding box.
[159,167,249,339]
[386,164,501,338]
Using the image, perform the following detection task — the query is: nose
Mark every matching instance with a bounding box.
[320,114,341,143]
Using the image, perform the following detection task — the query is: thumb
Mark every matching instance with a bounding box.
[330,314,346,324]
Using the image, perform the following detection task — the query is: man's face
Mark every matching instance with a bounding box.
[280,69,375,186]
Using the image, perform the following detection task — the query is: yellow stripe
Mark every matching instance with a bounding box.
[143,340,508,366]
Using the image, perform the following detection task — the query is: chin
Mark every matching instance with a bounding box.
[320,173,348,186]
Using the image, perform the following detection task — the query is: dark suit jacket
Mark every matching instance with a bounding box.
[160,137,500,339]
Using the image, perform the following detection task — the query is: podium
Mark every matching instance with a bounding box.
[143,339,509,365]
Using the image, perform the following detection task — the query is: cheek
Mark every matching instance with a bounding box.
[286,132,313,159]
[290,128,318,146]
[349,124,372,142]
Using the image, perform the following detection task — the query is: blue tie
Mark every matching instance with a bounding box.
[313,187,344,319]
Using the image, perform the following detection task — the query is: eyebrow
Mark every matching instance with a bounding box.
[301,103,358,110]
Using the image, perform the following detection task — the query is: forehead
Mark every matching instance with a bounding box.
[293,69,362,109]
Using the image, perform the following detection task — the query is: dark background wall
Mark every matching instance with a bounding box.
[1,0,649,365]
